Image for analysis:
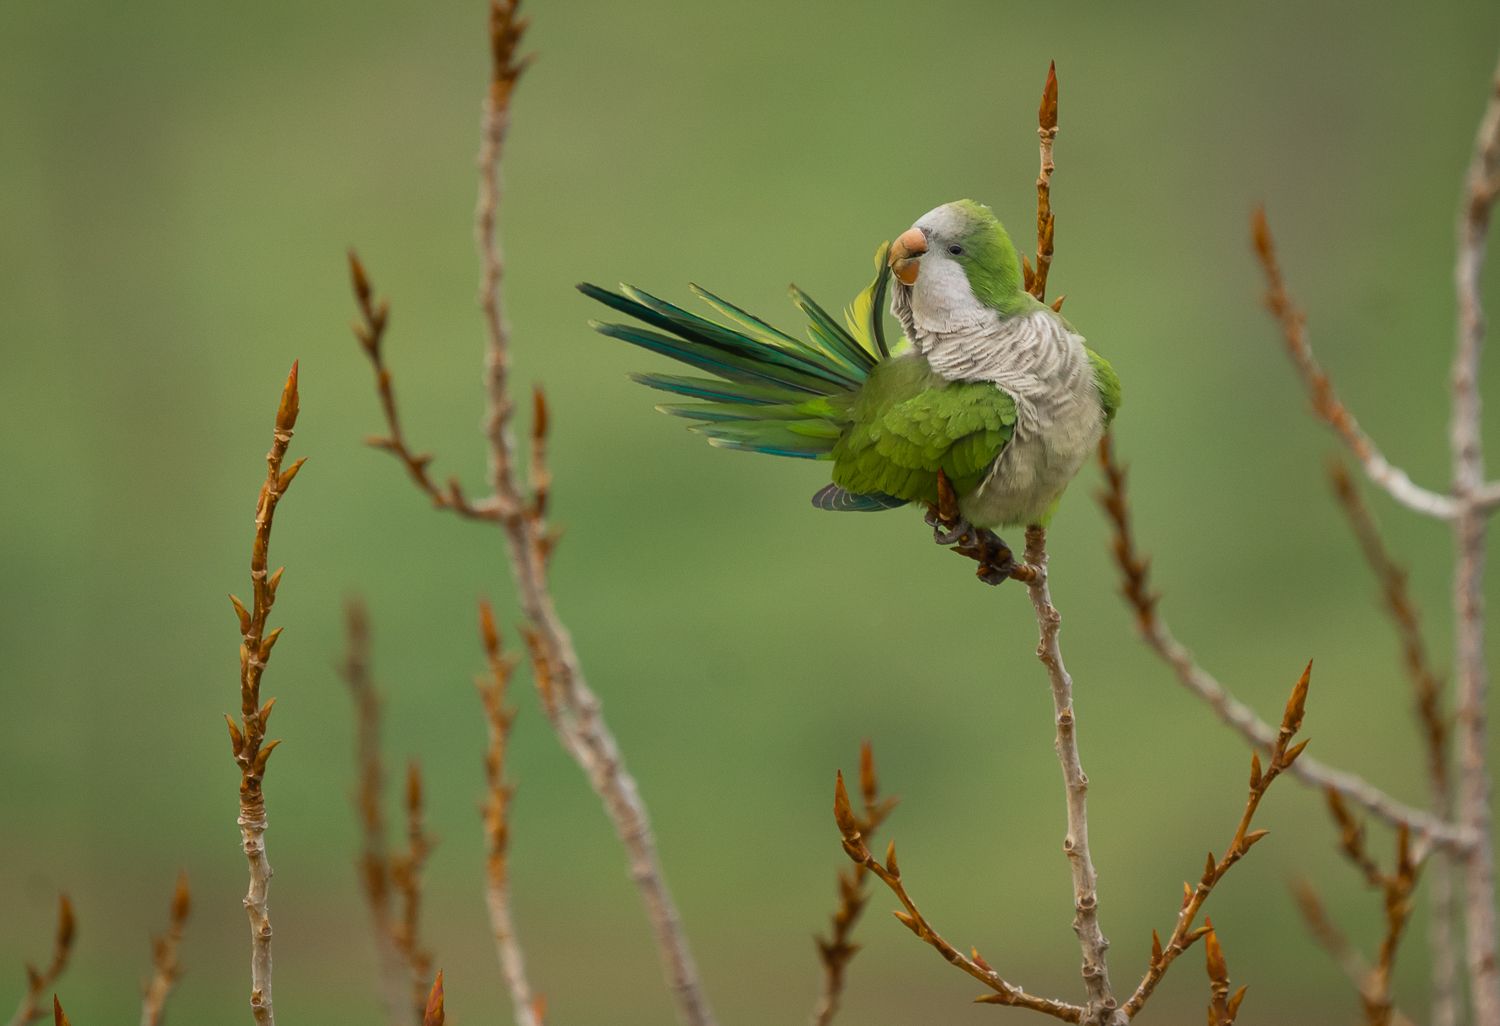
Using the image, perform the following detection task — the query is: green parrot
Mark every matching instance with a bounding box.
[579,199,1120,580]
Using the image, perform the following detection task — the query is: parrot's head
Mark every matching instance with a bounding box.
[888,200,1026,332]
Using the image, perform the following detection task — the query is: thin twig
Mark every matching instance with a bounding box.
[832,774,1084,1021]
[1122,664,1311,1018]
[1021,527,1119,1024]
[1452,46,1500,1026]
[139,873,191,1026]
[1096,435,1472,851]
[1024,61,1059,304]
[6,895,75,1026]
[811,741,898,1026]
[390,763,436,1023]
[225,361,303,1026]
[337,599,412,1026]
[1250,210,1458,520]
[476,598,544,1026]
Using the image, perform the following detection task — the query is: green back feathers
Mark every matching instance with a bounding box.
[831,355,1016,504]
[1087,348,1122,426]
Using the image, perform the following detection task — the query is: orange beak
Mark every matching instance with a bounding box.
[889,227,927,285]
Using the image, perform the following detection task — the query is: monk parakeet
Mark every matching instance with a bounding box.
[579,199,1120,581]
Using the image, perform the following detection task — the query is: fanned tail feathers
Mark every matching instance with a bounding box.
[579,243,895,463]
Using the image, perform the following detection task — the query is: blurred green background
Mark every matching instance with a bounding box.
[4,0,1500,1022]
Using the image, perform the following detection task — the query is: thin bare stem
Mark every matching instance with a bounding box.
[1123,665,1311,1018]
[226,361,303,1026]
[139,873,191,1026]
[390,763,435,1022]
[811,741,898,1026]
[6,895,75,1026]
[1025,62,1059,304]
[1250,210,1458,519]
[476,599,543,1026]
[337,600,412,1026]
[1452,47,1500,1026]
[1021,527,1119,1024]
[1096,436,1471,851]
[832,774,1083,1021]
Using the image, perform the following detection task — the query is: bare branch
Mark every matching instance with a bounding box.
[1025,61,1059,303]
[139,873,191,1026]
[226,361,303,1026]
[1096,436,1472,851]
[1123,664,1310,1017]
[1451,46,1500,1026]
[1021,527,1119,1023]
[1250,210,1457,519]
[832,774,1084,1021]
[476,599,543,1026]
[6,895,76,1026]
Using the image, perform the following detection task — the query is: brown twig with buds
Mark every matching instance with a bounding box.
[337,600,412,1026]
[1096,436,1468,849]
[390,763,436,1023]
[832,772,1084,1021]
[1121,664,1311,1017]
[476,599,544,1026]
[1321,796,1423,1026]
[6,895,75,1026]
[139,873,191,1026]
[811,741,898,1026]
[225,361,303,1026]
[350,5,715,1024]
[1022,61,1061,310]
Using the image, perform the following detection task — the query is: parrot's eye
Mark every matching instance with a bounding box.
[947,244,964,256]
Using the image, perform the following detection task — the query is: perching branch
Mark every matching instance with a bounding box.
[832,773,1084,1022]
[1021,527,1118,1023]
[1122,664,1311,1018]
[811,741,898,1026]
[6,895,75,1026]
[139,873,191,1026]
[225,361,304,1026]
[1250,210,1458,520]
[476,599,544,1026]
[1096,436,1471,851]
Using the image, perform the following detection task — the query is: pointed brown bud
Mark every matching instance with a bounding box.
[1250,207,1273,264]
[1228,984,1248,1017]
[859,739,878,810]
[971,946,993,973]
[1151,929,1163,963]
[407,762,424,813]
[1281,738,1310,768]
[884,840,900,878]
[478,598,500,657]
[1203,852,1217,881]
[1282,661,1311,733]
[229,594,251,634]
[348,249,372,303]
[1248,752,1262,791]
[833,771,859,841]
[55,894,75,949]
[259,626,283,660]
[532,385,550,441]
[53,995,71,1026]
[1050,294,1066,313]
[1241,828,1270,853]
[253,738,282,775]
[277,457,307,493]
[892,910,919,935]
[172,871,192,922]
[225,715,244,754]
[258,697,276,727]
[276,361,301,432]
[422,969,446,1026]
[1204,924,1228,983]
[1038,60,1059,131]
[267,566,284,596]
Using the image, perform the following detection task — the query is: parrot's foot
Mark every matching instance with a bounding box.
[925,471,1023,586]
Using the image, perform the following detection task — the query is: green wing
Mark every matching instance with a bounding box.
[1087,348,1122,427]
[830,355,1017,506]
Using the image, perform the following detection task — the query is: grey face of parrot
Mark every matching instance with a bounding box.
[890,202,992,335]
